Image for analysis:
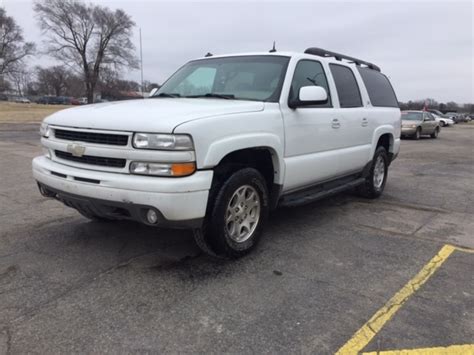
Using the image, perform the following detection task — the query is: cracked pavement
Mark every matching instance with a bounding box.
[0,123,473,353]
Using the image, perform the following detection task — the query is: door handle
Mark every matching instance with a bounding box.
[361,117,369,127]
[332,118,341,129]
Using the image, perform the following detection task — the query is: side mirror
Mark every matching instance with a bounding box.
[149,87,159,97]
[289,86,328,108]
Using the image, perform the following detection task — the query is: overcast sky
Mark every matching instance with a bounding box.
[2,0,473,102]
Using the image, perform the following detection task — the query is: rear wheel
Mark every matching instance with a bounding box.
[193,168,269,258]
[430,127,439,138]
[357,146,388,199]
[440,121,446,127]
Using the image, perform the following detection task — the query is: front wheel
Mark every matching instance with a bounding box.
[357,146,388,199]
[440,121,446,127]
[413,128,421,140]
[194,168,269,258]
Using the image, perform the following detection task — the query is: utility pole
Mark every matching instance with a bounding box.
[139,27,144,96]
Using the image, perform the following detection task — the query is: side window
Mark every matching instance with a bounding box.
[174,67,216,96]
[329,64,362,108]
[357,67,399,108]
[425,113,434,121]
[289,60,331,107]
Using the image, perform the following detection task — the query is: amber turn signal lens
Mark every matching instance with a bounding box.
[171,162,196,176]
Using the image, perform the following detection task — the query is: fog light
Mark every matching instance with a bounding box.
[130,161,196,177]
[146,209,158,224]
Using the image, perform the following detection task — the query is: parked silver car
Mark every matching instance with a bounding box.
[401,111,440,139]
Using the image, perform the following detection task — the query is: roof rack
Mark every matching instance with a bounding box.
[304,47,381,72]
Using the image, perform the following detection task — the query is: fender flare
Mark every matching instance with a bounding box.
[201,133,285,185]
[371,125,395,157]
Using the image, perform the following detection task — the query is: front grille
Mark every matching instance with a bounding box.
[55,150,126,168]
[54,129,128,146]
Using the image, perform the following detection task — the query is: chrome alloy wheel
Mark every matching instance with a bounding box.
[373,155,385,189]
[225,185,261,243]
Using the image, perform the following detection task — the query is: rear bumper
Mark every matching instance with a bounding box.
[32,156,213,227]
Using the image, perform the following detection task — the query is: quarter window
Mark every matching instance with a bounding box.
[357,67,399,108]
[329,64,362,108]
[424,113,435,121]
[289,60,331,107]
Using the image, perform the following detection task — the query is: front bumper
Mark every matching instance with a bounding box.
[33,156,213,228]
[401,127,417,136]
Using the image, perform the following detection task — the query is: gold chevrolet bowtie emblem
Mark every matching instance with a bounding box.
[67,143,86,157]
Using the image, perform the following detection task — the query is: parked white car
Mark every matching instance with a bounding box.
[33,48,401,257]
[432,113,454,127]
[13,96,31,104]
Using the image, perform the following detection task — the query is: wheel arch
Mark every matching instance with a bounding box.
[201,133,285,186]
[371,127,395,156]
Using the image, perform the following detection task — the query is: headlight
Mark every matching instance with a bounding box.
[402,124,417,128]
[39,123,50,138]
[130,162,196,177]
[132,133,193,150]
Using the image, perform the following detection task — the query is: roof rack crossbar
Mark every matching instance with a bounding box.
[304,47,381,72]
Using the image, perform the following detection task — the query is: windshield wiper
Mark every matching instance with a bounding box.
[185,93,235,100]
[151,92,181,98]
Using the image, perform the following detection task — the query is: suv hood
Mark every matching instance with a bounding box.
[44,98,264,132]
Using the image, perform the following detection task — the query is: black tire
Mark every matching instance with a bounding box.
[193,168,269,258]
[357,146,388,199]
[440,121,446,127]
[430,127,439,139]
[413,128,421,140]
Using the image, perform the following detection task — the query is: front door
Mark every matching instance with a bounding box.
[281,59,345,192]
[422,112,437,134]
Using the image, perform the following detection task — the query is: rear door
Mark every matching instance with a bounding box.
[328,64,371,174]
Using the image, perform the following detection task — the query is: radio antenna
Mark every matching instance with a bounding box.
[269,41,277,53]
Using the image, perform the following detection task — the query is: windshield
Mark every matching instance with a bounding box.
[402,112,423,121]
[155,55,290,102]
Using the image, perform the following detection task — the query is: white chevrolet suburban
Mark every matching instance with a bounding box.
[33,47,401,258]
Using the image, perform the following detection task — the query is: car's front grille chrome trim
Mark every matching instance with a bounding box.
[55,150,126,168]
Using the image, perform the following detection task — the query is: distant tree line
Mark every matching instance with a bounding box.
[2,64,159,100]
[0,1,158,103]
[398,99,473,114]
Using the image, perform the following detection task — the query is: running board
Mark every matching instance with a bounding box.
[279,177,366,208]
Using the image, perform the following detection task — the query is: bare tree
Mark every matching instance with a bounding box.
[97,67,141,100]
[34,0,138,103]
[0,76,11,92]
[0,8,35,76]
[143,80,160,92]
[8,67,31,96]
[36,66,69,96]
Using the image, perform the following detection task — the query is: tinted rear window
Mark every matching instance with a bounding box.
[329,64,362,108]
[357,67,399,108]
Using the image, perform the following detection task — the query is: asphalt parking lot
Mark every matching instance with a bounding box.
[1,123,473,354]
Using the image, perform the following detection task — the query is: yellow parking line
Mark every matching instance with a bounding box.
[453,245,474,254]
[362,343,474,354]
[336,244,456,355]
